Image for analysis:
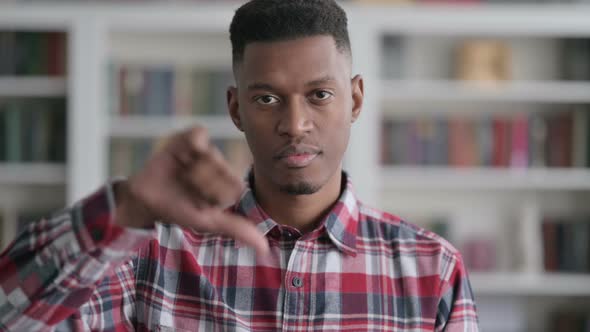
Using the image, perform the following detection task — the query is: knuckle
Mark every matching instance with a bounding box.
[187,127,209,152]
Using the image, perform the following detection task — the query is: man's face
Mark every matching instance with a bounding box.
[228,35,363,195]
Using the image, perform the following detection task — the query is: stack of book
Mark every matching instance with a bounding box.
[542,217,590,273]
[550,311,590,332]
[563,38,590,81]
[0,212,4,250]
[381,37,590,80]
[381,107,590,168]
[0,31,67,76]
[110,138,251,177]
[110,65,234,116]
[0,98,67,163]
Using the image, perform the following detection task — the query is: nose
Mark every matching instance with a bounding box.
[276,98,313,138]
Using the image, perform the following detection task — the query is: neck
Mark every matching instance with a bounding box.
[252,169,343,234]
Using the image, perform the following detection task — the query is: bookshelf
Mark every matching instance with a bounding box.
[0,28,69,249]
[1,2,590,331]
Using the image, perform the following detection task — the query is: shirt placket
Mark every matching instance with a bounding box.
[281,236,309,331]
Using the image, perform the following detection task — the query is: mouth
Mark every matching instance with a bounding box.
[274,145,321,168]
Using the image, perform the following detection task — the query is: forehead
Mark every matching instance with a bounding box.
[237,35,350,87]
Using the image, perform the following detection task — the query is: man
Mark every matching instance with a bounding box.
[0,0,479,331]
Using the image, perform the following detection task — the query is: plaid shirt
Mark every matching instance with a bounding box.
[0,173,478,331]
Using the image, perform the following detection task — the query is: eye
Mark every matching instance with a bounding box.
[311,90,333,101]
[255,95,280,105]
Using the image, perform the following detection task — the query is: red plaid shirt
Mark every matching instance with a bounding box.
[0,173,478,331]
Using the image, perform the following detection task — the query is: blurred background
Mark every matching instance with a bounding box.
[1,0,590,331]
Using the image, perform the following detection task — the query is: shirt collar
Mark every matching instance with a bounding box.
[233,171,360,256]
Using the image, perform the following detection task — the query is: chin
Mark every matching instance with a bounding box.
[279,181,321,195]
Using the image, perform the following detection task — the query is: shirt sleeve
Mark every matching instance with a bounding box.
[0,182,153,331]
[435,252,480,332]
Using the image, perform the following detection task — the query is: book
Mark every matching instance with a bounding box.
[0,104,5,161]
[547,112,573,168]
[510,114,529,168]
[449,116,478,167]
[571,219,590,273]
[144,68,174,116]
[462,237,497,271]
[174,67,194,116]
[382,35,404,79]
[47,32,67,76]
[563,38,590,81]
[573,106,589,168]
[380,110,584,170]
[0,32,16,75]
[529,113,548,168]
[456,39,511,85]
[492,116,511,167]
[542,220,559,272]
[5,101,22,162]
[191,71,212,115]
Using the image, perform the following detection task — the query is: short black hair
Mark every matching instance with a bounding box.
[230,0,351,66]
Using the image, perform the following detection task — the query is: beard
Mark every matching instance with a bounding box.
[279,181,321,195]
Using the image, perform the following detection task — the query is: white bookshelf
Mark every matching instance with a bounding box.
[381,80,590,103]
[109,115,242,140]
[380,167,590,191]
[1,3,590,331]
[471,272,590,296]
[0,164,66,186]
[0,77,67,97]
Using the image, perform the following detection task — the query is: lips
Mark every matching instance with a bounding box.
[274,145,321,168]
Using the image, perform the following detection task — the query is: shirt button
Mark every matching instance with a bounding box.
[292,276,303,288]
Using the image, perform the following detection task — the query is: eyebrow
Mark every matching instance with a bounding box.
[246,75,337,91]
[305,75,337,87]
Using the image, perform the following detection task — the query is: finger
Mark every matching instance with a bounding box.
[182,147,244,206]
[168,127,211,167]
[209,211,270,256]
[159,194,268,256]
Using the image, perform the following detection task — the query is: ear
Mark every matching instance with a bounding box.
[227,86,243,132]
[350,74,364,123]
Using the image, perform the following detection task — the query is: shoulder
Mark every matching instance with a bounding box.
[357,203,461,259]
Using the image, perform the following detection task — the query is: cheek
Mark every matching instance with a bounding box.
[242,115,275,155]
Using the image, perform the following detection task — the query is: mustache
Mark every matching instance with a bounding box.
[274,144,322,159]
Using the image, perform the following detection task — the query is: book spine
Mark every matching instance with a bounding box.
[542,220,559,272]
[5,101,22,162]
[573,106,589,168]
[510,114,529,168]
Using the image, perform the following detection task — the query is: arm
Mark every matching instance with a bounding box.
[0,127,267,331]
[0,184,152,331]
[435,253,480,332]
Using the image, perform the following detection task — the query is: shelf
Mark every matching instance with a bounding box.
[471,272,590,296]
[2,3,590,35]
[0,77,67,97]
[0,163,66,186]
[380,167,590,191]
[109,115,243,140]
[381,80,590,104]
[352,4,590,36]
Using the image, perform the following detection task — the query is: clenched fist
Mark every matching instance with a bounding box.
[114,127,269,255]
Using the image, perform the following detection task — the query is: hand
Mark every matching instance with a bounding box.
[114,127,269,255]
